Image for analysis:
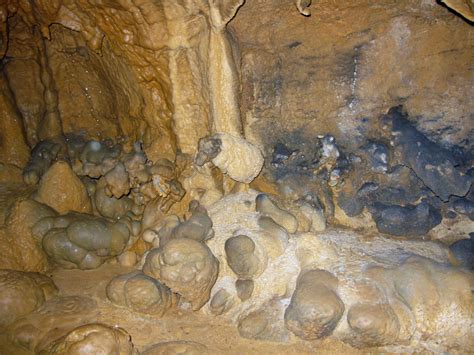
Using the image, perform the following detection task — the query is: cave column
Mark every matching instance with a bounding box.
[161,2,212,156]
[208,0,245,137]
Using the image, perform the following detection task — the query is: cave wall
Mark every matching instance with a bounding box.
[1,0,197,166]
[1,0,253,168]
[231,0,473,157]
[0,0,472,170]
[0,2,473,352]
[4,17,145,145]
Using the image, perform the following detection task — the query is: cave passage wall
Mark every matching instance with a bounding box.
[1,0,472,171]
[231,0,473,156]
[0,1,473,353]
[0,0,215,170]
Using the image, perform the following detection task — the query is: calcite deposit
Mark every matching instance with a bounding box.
[40,323,138,355]
[205,191,473,350]
[0,270,57,328]
[0,0,472,353]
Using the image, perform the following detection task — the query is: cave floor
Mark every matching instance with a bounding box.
[3,262,370,354]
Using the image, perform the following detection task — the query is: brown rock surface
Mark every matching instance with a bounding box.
[39,323,137,355]
[0,264,360,354]
[33,212,132,270]
[0,164,23,185]
[0,72,30,168]
[142,340,208,355]
[0,0,472,353]
[0,198,56,272]
[35,161,92,214]
[143,238,219,311]
[231,0,473,154]
[0,270,57,328]
[106,271,177,317]
[8,295,99,353]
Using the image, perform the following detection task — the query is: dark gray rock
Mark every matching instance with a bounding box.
[453,199,474,220]
[449,235,473,270]
[368,201,441,237]
[382,106,472,202]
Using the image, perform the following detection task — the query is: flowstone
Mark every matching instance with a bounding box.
[203,190,473,351]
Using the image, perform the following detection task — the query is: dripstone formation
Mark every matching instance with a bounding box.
[0,0,472,353]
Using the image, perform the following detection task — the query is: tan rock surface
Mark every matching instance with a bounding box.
[0,72,30,168]
[441,0,474,20]
[205,191,472,351]
[0,198,56,272]
[0,270,57,328]
[35,161,92,214]
[142,340,208,355]
[0,264,360,354]
[0,0,472,353]
[40,323,138,355]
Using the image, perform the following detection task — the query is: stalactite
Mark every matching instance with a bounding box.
[33,27,63,142]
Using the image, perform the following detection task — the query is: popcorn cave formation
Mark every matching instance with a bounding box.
[0,0,473,353]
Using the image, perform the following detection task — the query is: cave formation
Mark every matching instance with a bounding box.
[0,0,473,353]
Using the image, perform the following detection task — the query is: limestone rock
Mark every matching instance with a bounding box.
[106,271,177,316]
[23,140,62,185]
[256,194,298,233]
[143,341,208,355]
[0,164,23,184]
[284,269,345,340]
[382,106,472,202]
[39,323,137,355]
[33,213,131,270]
[449,236,473,270]
[206,191,473,351]
[143,238,219,310]
[117,251,137,267]
[225,235,261,279]
[0,72,30,168]
[441,0,474,21]
[295,0,312,16]
[35,161,92,214]
[0,199,56,272]
[196,133,264,184]
[232,0,473,156]
[8,295,99,352]
[0,270,58,328]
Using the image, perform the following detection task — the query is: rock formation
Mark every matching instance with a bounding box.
[0,0,472,353]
